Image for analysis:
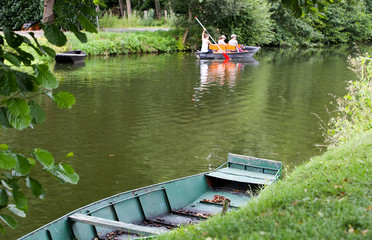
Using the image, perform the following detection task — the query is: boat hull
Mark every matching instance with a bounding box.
[55,50,87,63]
[20,153,281,240]
[196,46,260,59]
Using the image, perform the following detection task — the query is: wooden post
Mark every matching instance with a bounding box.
[144,10,148,19]
[221,198,231,215]
[164,10,167,18]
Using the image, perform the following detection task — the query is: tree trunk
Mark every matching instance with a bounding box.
[182,6,192,45]
[118,0,125,18]
[42,0,55,24]
[154,0,161,19]
[126,0,132,18]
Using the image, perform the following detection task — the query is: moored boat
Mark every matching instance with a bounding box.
[19,153,282,240]
[195,44,260,59]
[55,50,87,63]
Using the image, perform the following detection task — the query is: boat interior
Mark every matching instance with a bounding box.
[21,154,281,240]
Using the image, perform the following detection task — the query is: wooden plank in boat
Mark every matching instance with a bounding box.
[69,213,168,236]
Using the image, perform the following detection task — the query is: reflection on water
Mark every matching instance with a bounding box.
[195,58,259,102]
[6,46,371,239]
[53,61,86,71]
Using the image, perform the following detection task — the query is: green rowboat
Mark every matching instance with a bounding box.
[19,153,282,240]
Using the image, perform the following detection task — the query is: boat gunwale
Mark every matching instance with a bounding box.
[19,171,208,239]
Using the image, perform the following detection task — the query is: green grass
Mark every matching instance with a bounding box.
[158,132,372,240]
[65,31,182,55]
[17,30,185,61]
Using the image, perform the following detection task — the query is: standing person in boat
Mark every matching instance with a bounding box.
[218,35,227,45]
[201,28,213,53]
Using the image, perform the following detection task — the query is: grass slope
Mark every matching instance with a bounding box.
[159,132,372,240]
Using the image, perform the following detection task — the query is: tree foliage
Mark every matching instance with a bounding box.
[0,0,43,30]
[0,0,100,233]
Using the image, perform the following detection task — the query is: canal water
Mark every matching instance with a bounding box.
[5,46,366,239]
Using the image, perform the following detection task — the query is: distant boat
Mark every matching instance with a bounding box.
[196,45,260,59]
[19,153,282,240]
[55,50,87,63]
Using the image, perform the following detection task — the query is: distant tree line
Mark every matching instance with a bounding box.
[1,0,371,47]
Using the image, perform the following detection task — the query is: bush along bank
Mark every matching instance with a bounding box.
[156,56,372,240]
[64,30,183,55]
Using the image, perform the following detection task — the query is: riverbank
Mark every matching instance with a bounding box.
[155,56,372,239]
[17,30,184,61]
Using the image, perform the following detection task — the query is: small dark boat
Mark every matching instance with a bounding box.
[196,45,260,59]
[55,50,87,63]
[19,153,282,240]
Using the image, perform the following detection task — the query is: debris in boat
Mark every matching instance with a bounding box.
[203,194,226,203]
[93,230,136,240]
[175,209,211,218]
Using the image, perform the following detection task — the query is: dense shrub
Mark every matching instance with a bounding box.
[314,0,372,44]
[269,0,372,46]
[0,0,43,30]
[216,0,274,45]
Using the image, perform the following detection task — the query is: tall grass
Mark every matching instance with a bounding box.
[326,54,372,145]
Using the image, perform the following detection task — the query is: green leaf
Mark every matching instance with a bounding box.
[0,144,8,151]
[27,158,36,167]
[3,53,20,67]
[15,155,31,175]
[52,91,76,109]
[6,110,31,130]
[15,48,34,66]
[0,225,5,234]
[69,24,88,43]
[31,148,54,170]
[0,68,18,96]
[33,64,58,90]
[26,177,45,198]
[0,152,17,170]
[40,46,56,58]
[7,204,26,218]
[29,101,45,125]
[66,152,74,157]
[12,191,28,211]
[7,98,30,117]
[0,190,8,207]
[78,14,98,33]
[0,108,12,129]
[15,71,34,92]
[43,24,67,47]
[3,28,24,48]
[0,214,17,229]
[50,164,79,184]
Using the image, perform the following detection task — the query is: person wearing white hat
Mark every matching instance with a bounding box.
[228,34,238,47]
[218,35,227,45]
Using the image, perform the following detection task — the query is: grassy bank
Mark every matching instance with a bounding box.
[156,56,372,239]
[22,30,184,61]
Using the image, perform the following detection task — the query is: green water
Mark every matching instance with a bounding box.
[4,46,365,239]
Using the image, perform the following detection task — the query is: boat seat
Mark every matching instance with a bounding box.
[69,213,168,236]
[206,167,277,185]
